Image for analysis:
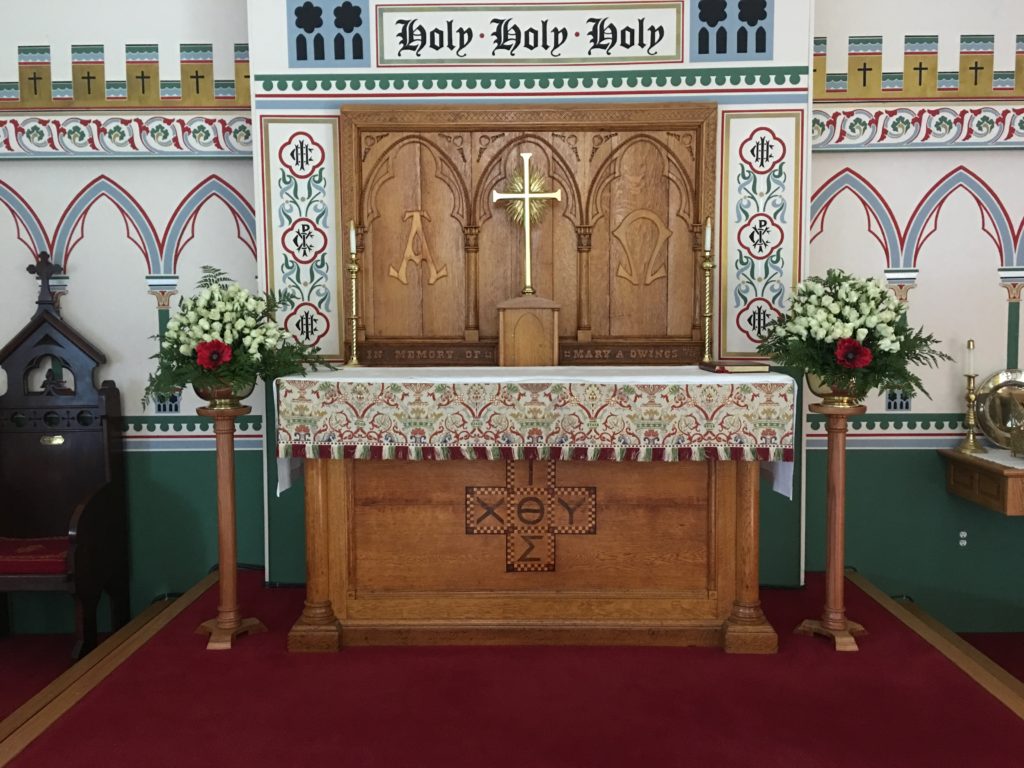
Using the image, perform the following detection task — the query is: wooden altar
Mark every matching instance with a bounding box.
[277,368,796,653]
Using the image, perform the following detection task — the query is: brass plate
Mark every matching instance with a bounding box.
[976,368,1024,448]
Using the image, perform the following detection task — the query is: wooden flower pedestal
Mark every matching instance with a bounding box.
[796,402,868,652]
[196,399,266,650]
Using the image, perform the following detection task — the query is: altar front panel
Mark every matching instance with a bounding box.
[324,458,738,645]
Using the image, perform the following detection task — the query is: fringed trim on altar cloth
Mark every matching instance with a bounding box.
[277,443,795,463]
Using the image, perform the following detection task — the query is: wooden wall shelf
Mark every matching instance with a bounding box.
[938,449,1024,517]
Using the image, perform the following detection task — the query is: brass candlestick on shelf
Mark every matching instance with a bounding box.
[958,338,985,454]
[701,216,714,364]
[959,383,986,453]
[346,220,362,367]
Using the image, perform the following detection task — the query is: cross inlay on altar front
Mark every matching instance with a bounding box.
[27,252,62,312]
[466,461,596,572]
[491,152,562,295]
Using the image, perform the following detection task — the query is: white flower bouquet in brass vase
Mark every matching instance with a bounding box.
[143,266,325,409]
[757,269,952,406]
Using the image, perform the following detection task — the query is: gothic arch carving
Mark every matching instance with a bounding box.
[586,135,695,226]
[361,136,469,227]
[474,134,582,227]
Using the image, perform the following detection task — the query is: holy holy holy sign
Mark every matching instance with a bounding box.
[492,152,562,296]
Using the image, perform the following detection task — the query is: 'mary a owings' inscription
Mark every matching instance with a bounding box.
[466,462,596,572]
[377,3,682,66]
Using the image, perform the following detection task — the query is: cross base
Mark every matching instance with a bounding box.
[497,295,560,366]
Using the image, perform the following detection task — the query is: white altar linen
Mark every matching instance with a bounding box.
[276,366,796,496]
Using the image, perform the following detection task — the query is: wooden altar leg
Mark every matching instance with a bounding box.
[288,458,342,651]
[196,406,266,650]
[723,461,778,654]
[797,405,867,651]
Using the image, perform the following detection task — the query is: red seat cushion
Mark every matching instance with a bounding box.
[0,537,70,575]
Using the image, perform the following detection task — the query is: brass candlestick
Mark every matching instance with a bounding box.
[958,372,986,454]
[701,241,714,364]
[346,223,362,367]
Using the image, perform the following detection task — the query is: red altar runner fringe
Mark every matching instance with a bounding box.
[284,443,795,463]
[8,573,1024,768]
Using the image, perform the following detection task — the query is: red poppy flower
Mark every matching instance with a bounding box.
[835,338,872,369]
[196,340,233,370]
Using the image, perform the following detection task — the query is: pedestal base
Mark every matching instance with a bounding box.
[197,617,267,651]
[795,618,867,652]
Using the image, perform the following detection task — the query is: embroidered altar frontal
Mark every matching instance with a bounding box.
[276,366,796,462]
[283,367,795,653]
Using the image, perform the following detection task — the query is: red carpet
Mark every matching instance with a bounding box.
[9,573,1024,768]
[962,633,1024,683]
[0,635,73,721]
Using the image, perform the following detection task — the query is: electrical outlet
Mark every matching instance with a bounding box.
[958,530,968,548]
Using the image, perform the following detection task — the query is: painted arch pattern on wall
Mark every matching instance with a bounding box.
[810,165,1024,272]
[0,174,256,276]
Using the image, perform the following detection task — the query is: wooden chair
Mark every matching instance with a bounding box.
[0,254,129,659]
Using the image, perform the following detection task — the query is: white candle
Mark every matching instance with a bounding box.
[703,217,712,252]
[349,221,357,256]
[966,339,975,376]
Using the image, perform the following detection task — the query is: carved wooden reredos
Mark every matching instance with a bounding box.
[341,103,717,366]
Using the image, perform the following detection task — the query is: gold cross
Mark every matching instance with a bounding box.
[491,152,562,295]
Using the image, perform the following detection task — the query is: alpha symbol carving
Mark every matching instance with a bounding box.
[389,210,449,285]
[613,210,671,285]
[465,461,597,572]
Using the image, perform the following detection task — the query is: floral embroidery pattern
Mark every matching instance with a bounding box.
[277,378,796,461]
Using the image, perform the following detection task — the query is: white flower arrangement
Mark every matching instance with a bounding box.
[770,273,903,353]
[162,283,284,363]
[758,269,951,398]
[144,267,323,405]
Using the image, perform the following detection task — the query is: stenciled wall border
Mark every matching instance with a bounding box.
[813,33,1024,104]
[253,65,806,97]
[2,43,250,111]
[121,415,265,452]
[0,114,252,158]
[812,106,1024,151]
[806,412,965,449]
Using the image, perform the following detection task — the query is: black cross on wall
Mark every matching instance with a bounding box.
[80,70,96,95]
[969,60,986,87]
[465,461,596,572]
[913,61,929,87]
[857,61,873,88]
[189,69,205,94]
[27,71,42,96]
[135,70,151,94]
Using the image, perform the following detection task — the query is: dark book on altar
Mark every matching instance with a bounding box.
[699,361,771,373]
